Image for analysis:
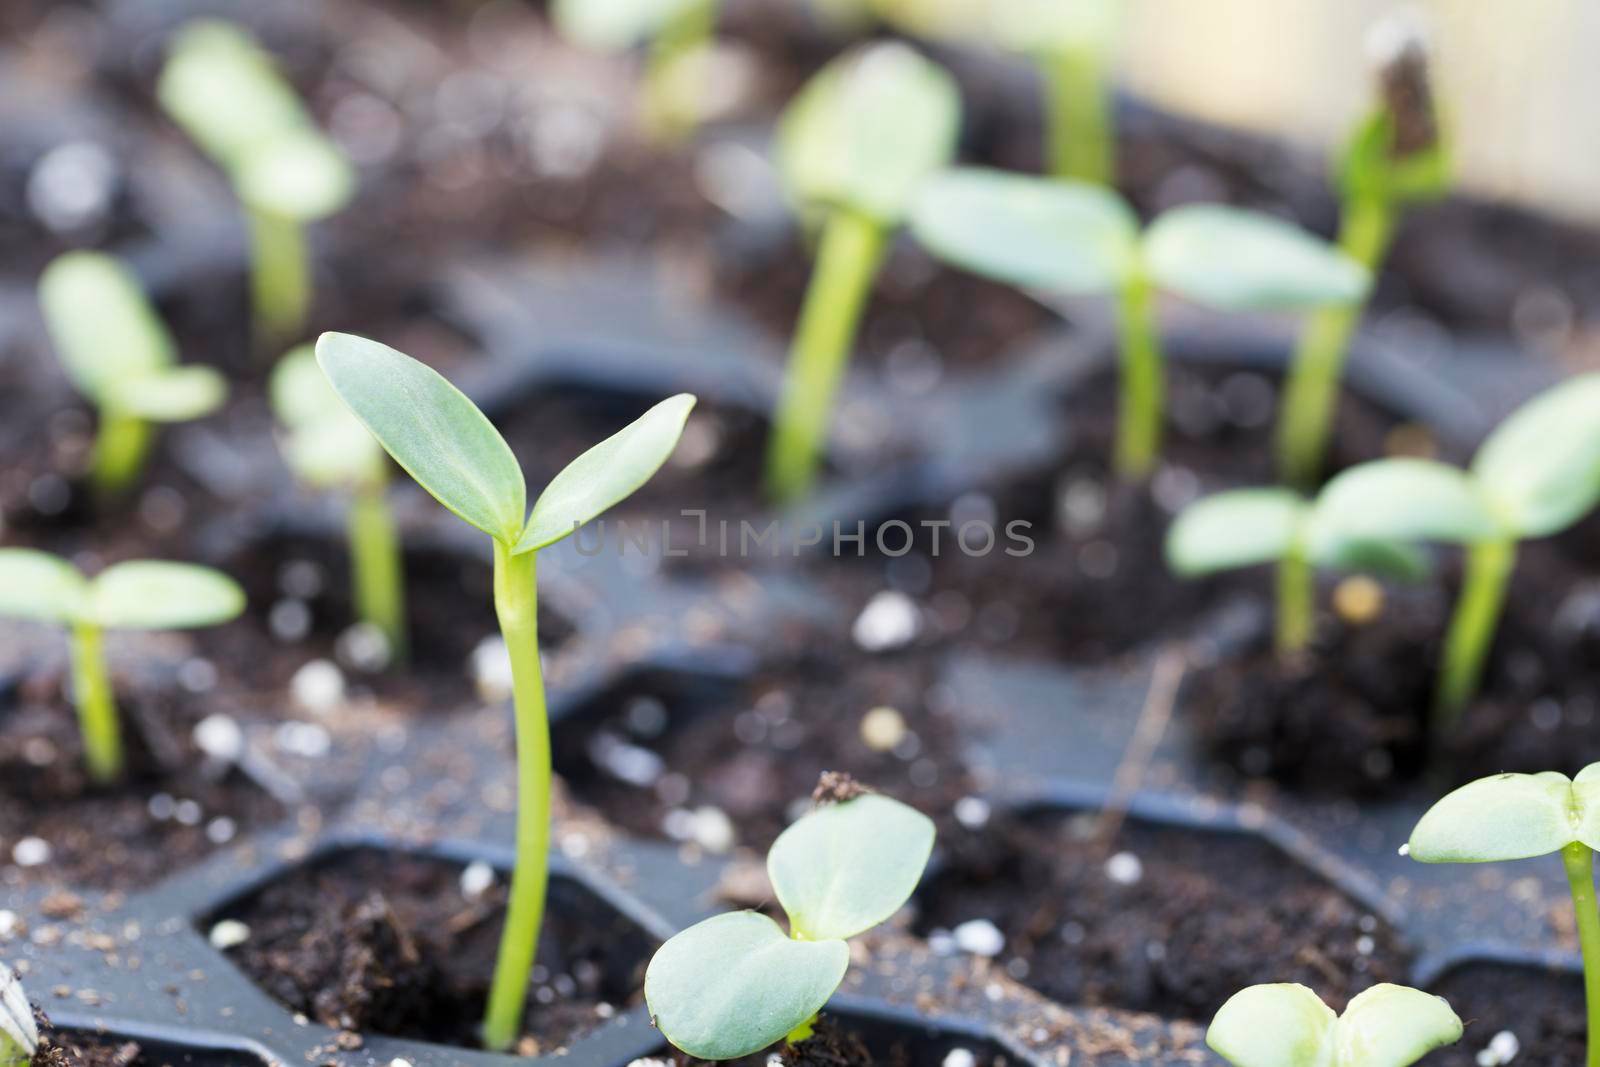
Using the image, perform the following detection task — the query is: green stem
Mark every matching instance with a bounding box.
[1113,267,1163,480]
[70,622,122,784]
[1274,548,1313,655]
[1562,842,1600,1067]
[348,482,406,664]
[91,409,152,497]
[1041,46,1113,185]
[1433,537,1515,732]
[249,206,310,353]
[642,0,718,141]
[482,542,551,1052]
[1275,193,1396,488]
[785,1013,819,1046]
[764,209,888,503]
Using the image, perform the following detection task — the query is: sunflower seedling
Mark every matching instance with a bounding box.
[765,43,959,503]
[158,20,355,350]
[1,965,37,1067]
[1166,488,1425,654]
[1277,13,1450,486]
[911,170,1369,479]
[1409,765,1600,1067]
[270,345,403,663]
[315,332,694,1051]
[0,551,244,784]
[38,252,227,497]
[552,0,722,140]
[1208,982,1462,1067]
[645,791,934,1060]
[1315,373,1600,728]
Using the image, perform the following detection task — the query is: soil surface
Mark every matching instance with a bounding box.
[1428,964,1586,1067]
[916,810,1413,1023]
[659,1015,1013,1066]
[215,848,654,1054]
[30,1017,243,1067]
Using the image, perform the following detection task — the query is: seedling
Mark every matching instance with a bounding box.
[315,332,694,1051]
[1,965,37,1067]
[911,169,1368,478]
[994,0,1120,183]
[1409,765,1600,1066]
[270,345,403,662]
[552,0,722,140]
[158,20,355,349]
[1166,488,1424,654]
[1315,373,1600,728]
[1208,982,1461,1066]
[0,550,244,783]
[1277,14,1450,486]
[645,791,935,1060]
[765,43,959,502]
[37,251,227,496]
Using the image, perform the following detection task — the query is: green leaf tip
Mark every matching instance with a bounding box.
[1470,373,1600,538]
[552,0,707,49]
[0,550,244,631]
[1208,982,1461,1067]
[1408,765,1600,864]
[1165,489,1306,577]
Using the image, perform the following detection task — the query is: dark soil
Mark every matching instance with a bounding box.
[915,811,1413,1023]
[1427,964,1586,1067]
[31,1016,250,1067]
[662,1015,1014,1066]
[214,848,655,1054]
[0,673,280,890]
[1183,542,1600,796]
[551,651,978,853]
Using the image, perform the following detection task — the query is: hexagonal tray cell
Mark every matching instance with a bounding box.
[197,846,656,1056]
[626,1004,1039,1067]
[1426,961,1586,1066]
[914,805,1414,1025]
[32,1021,271,1067]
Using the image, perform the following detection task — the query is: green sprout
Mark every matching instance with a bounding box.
[910,169,1369,479]
[1409,765,1600,1067]
[645,791,934,1060]
[158,20,355,350]
[0,551,244,784]
[270,345,404,663]
[765,43,960,503]
[1276,14,1449,487]
[992,0,1120,183]
[551,0,721,141]
[315,332,694,1052]
[1,965,38,1067]
[1315,374,1600,729]
[37,251,227,497]
[1165,488,1425,655]
[1208,982,1462,1067]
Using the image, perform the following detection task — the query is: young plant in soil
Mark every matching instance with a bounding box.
[157,20,355,350]
[1,966,37,1067]
[1208,982,1462,1066]
[37,252,227,497]
[910,169,1368,478]
[1409,765,1600,1066]
[315,332,695,1051]
[645,788,934,1060]
[1166,487,1424,654]
[552,0,721,140]
[1276,13,1450,487]
[0,551,244,784]
[1315,373,1600,728]
[992,0,1120,183]
[765,43,960,502]
[270,345,404,662]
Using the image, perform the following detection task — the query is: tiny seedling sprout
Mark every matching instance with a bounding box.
[0,965,37,1067]
[1165,488,1425,654]
[1409,765,1600,1067]
[270,345,404,663]
[315,332,695,1052]
[765,42,959,503]
[1207,982,1462,1067]
[645,791,935,1060]
[1276,12,1450,487]
[38,252,227,497]
[0,551,244,784]
[158,21,355,349]
[910,169,1368,479]
[1315,373,1600,728]
[552,0,721,140]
